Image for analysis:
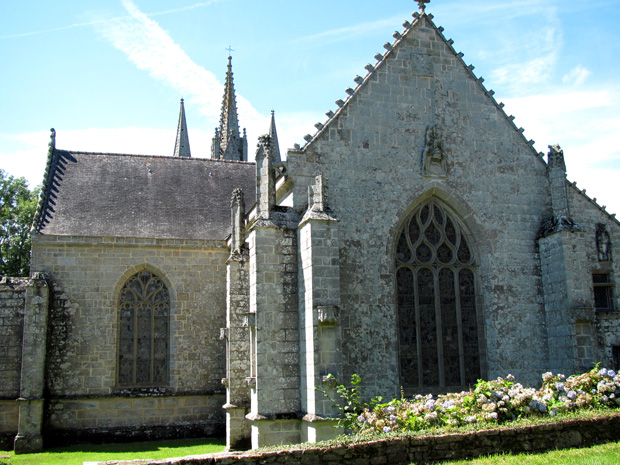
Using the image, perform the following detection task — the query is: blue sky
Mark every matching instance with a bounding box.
[1,0,619,214]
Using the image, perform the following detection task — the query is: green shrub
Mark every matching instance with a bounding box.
[324,365,620,437]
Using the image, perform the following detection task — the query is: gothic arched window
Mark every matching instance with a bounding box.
[395,200,481,392]
[118,270,170,386]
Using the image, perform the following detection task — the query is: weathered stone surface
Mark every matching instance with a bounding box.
[2,6,620,454]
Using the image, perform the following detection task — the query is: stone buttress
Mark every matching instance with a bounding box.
[245,135,301,448]
[297,175,342,443]
[537,145,590,374]
[222,188,251,451]
[14,274,49,454]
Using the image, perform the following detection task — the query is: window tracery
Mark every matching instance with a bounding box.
[118,270,170,386]
[395,200,480,392]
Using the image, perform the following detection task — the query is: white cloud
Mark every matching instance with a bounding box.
[501,90,620,214]
[503,90,612,155]
[562,65,591,86]
[95,0,222,118]
[90,0,276,158]
[489,25,561,90]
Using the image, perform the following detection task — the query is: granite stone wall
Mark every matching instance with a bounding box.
[0,278,26,399]
[285,14,552,398]
[567,185,620,369]
[28,235,229,436]
[0,278,27,448]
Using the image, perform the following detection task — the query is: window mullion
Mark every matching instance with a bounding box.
[413,269,422,387]
[434,268,444,387]
[454,268,465,387]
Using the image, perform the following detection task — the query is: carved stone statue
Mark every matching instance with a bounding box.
[230,188,245,255]
[422,124,447,176]
[596,223,612,262]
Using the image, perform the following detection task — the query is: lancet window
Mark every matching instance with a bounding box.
[395,200,481,392]
[118,270,170,386]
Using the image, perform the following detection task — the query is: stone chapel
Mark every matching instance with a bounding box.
[1,3,619,454]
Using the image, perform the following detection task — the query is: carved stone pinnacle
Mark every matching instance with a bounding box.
[417,0,430,12]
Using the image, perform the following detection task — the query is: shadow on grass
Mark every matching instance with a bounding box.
[46,437,226,454]
[0,437,227,465]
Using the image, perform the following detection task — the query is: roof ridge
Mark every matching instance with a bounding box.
[296,12,424,151]
[567,180,620,225]
[51,150,255,164]
[295,10,546,169]
[424,14,546,166]
[32,128,57,234]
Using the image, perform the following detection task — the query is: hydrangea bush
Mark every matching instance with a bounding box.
[326,366,620,436]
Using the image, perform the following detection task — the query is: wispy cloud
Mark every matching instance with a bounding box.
[93,0,269,151]
[562,65,591,86]
[292,14,405,49]
[0,1,224,40]
[488,17,562,92]
[95,0,221,116]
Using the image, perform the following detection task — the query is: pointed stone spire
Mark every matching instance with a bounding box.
[211,55,248,161]
[268,110,281,164]
[173,99,191,158]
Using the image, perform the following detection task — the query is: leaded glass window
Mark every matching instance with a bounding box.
[118,270,170,386]
[395,200,481,392]
[593,273,614,312]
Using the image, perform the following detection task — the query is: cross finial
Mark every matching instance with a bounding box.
[226,45,234,56]
[417,0,430,12]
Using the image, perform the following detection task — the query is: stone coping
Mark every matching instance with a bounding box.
[91,412,620,464]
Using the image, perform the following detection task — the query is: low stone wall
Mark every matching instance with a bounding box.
[45,394,225,446]
[0,278,27,400]
[98,413,620,465]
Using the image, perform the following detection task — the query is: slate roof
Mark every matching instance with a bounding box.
[35,148,256,240]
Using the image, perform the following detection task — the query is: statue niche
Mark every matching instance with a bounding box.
[596,223,613,262]
[422,125,447,177]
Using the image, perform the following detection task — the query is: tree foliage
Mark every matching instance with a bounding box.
[0,169,39,277]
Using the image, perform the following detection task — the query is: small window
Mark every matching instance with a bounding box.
[593,273,614,312]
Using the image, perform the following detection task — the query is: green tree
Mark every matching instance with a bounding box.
[0,169,40,277]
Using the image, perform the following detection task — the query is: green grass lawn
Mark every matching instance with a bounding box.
[432,441,620,465]
[1,430,619,465]
[0,438,226,465]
